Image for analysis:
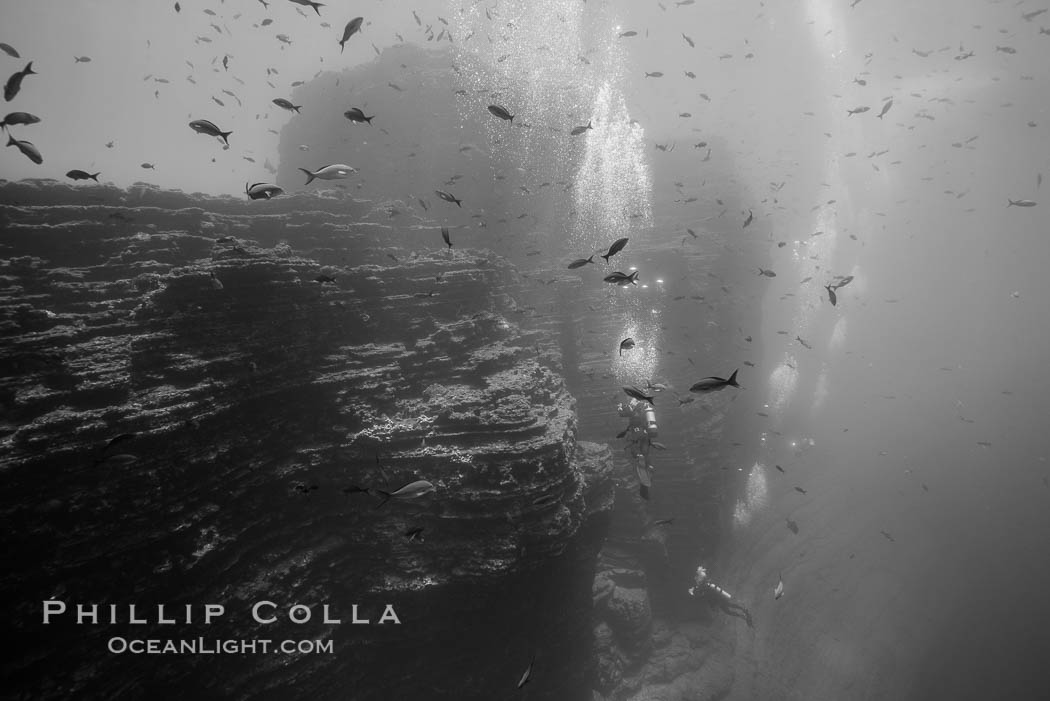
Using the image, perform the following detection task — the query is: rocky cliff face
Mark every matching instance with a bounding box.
[0,179,613,700]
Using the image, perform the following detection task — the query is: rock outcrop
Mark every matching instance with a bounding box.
[0,179,613,700]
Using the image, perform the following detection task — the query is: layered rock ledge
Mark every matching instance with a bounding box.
[0,180,612,701]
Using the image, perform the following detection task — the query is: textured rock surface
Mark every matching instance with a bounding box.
[0,179,613,700]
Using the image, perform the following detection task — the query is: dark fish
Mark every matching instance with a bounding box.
[6,133,41,163]
[794,486,807,495]
[74,56,92,63]
[567,255,594,269]
[654,517,675,526]
[832,275,854,289]
[261,18,273,26]
[435,189,462,207]
[796,336,812,350]
[288,0,324,16]
[603,271,639,286]
[825,285,837,305]
[743,209,753,228]
[688,370,740,393]
[404,526,424,542]
[66,169,100,182]
[314,274,336,283]
[343,107,374,124]
[339,17,364,52]
[880,530,895,542]
[272,98,301,113]
[775,465,785,473]
[174,2,180,12]
[189,119,232,146]
[758,268,776,278]
[441,227,452,249]
[1008,199,1037,207]
[619,337,635,356]
[616,428,629,439]
[847,106,870,116]
[141,162,155,169]
[601,237,628,262]
[570,121,593,136]
[876,99,893,119]
[0,111,40,129]
[786,518,799,534]
[682,33,694,47]
[487,104,514,122]
[623,386,655,404]
[619,31,637,37]
[245,182,283,200]
[1023,8,1048,21]
[4,61,36,102]
[342,484,369,495]
[0,43,19,58]
[375,480,435,508]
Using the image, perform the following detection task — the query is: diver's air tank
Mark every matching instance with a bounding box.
[644,404,658,437]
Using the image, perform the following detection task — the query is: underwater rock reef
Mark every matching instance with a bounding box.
[0,179,614,700]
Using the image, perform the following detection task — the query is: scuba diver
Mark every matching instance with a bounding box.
[618,399,658,499]
[688,565,753,628]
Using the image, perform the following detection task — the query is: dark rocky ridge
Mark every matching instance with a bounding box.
[0,179,614,700]
[1,36,771,701]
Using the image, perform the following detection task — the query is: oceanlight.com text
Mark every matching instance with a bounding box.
[107,637,334,655]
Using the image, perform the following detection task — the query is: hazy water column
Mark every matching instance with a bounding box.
[722,0,904,699]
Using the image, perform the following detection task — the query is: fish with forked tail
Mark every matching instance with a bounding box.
[603,271,639,286]
[288,0,324,16]
[0,111,40,130]
[6,133,41,163]
[4,61,36,101]
[375,479,435,508]
[344,107,374,124]
[435,189,462,207]
[66,169,100,182]
[272,98,301,113]
[601,237,628,262]
[689,370,740,393]
[299,163,355,184]
[339,17,364,52]
[189,119,232,146]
